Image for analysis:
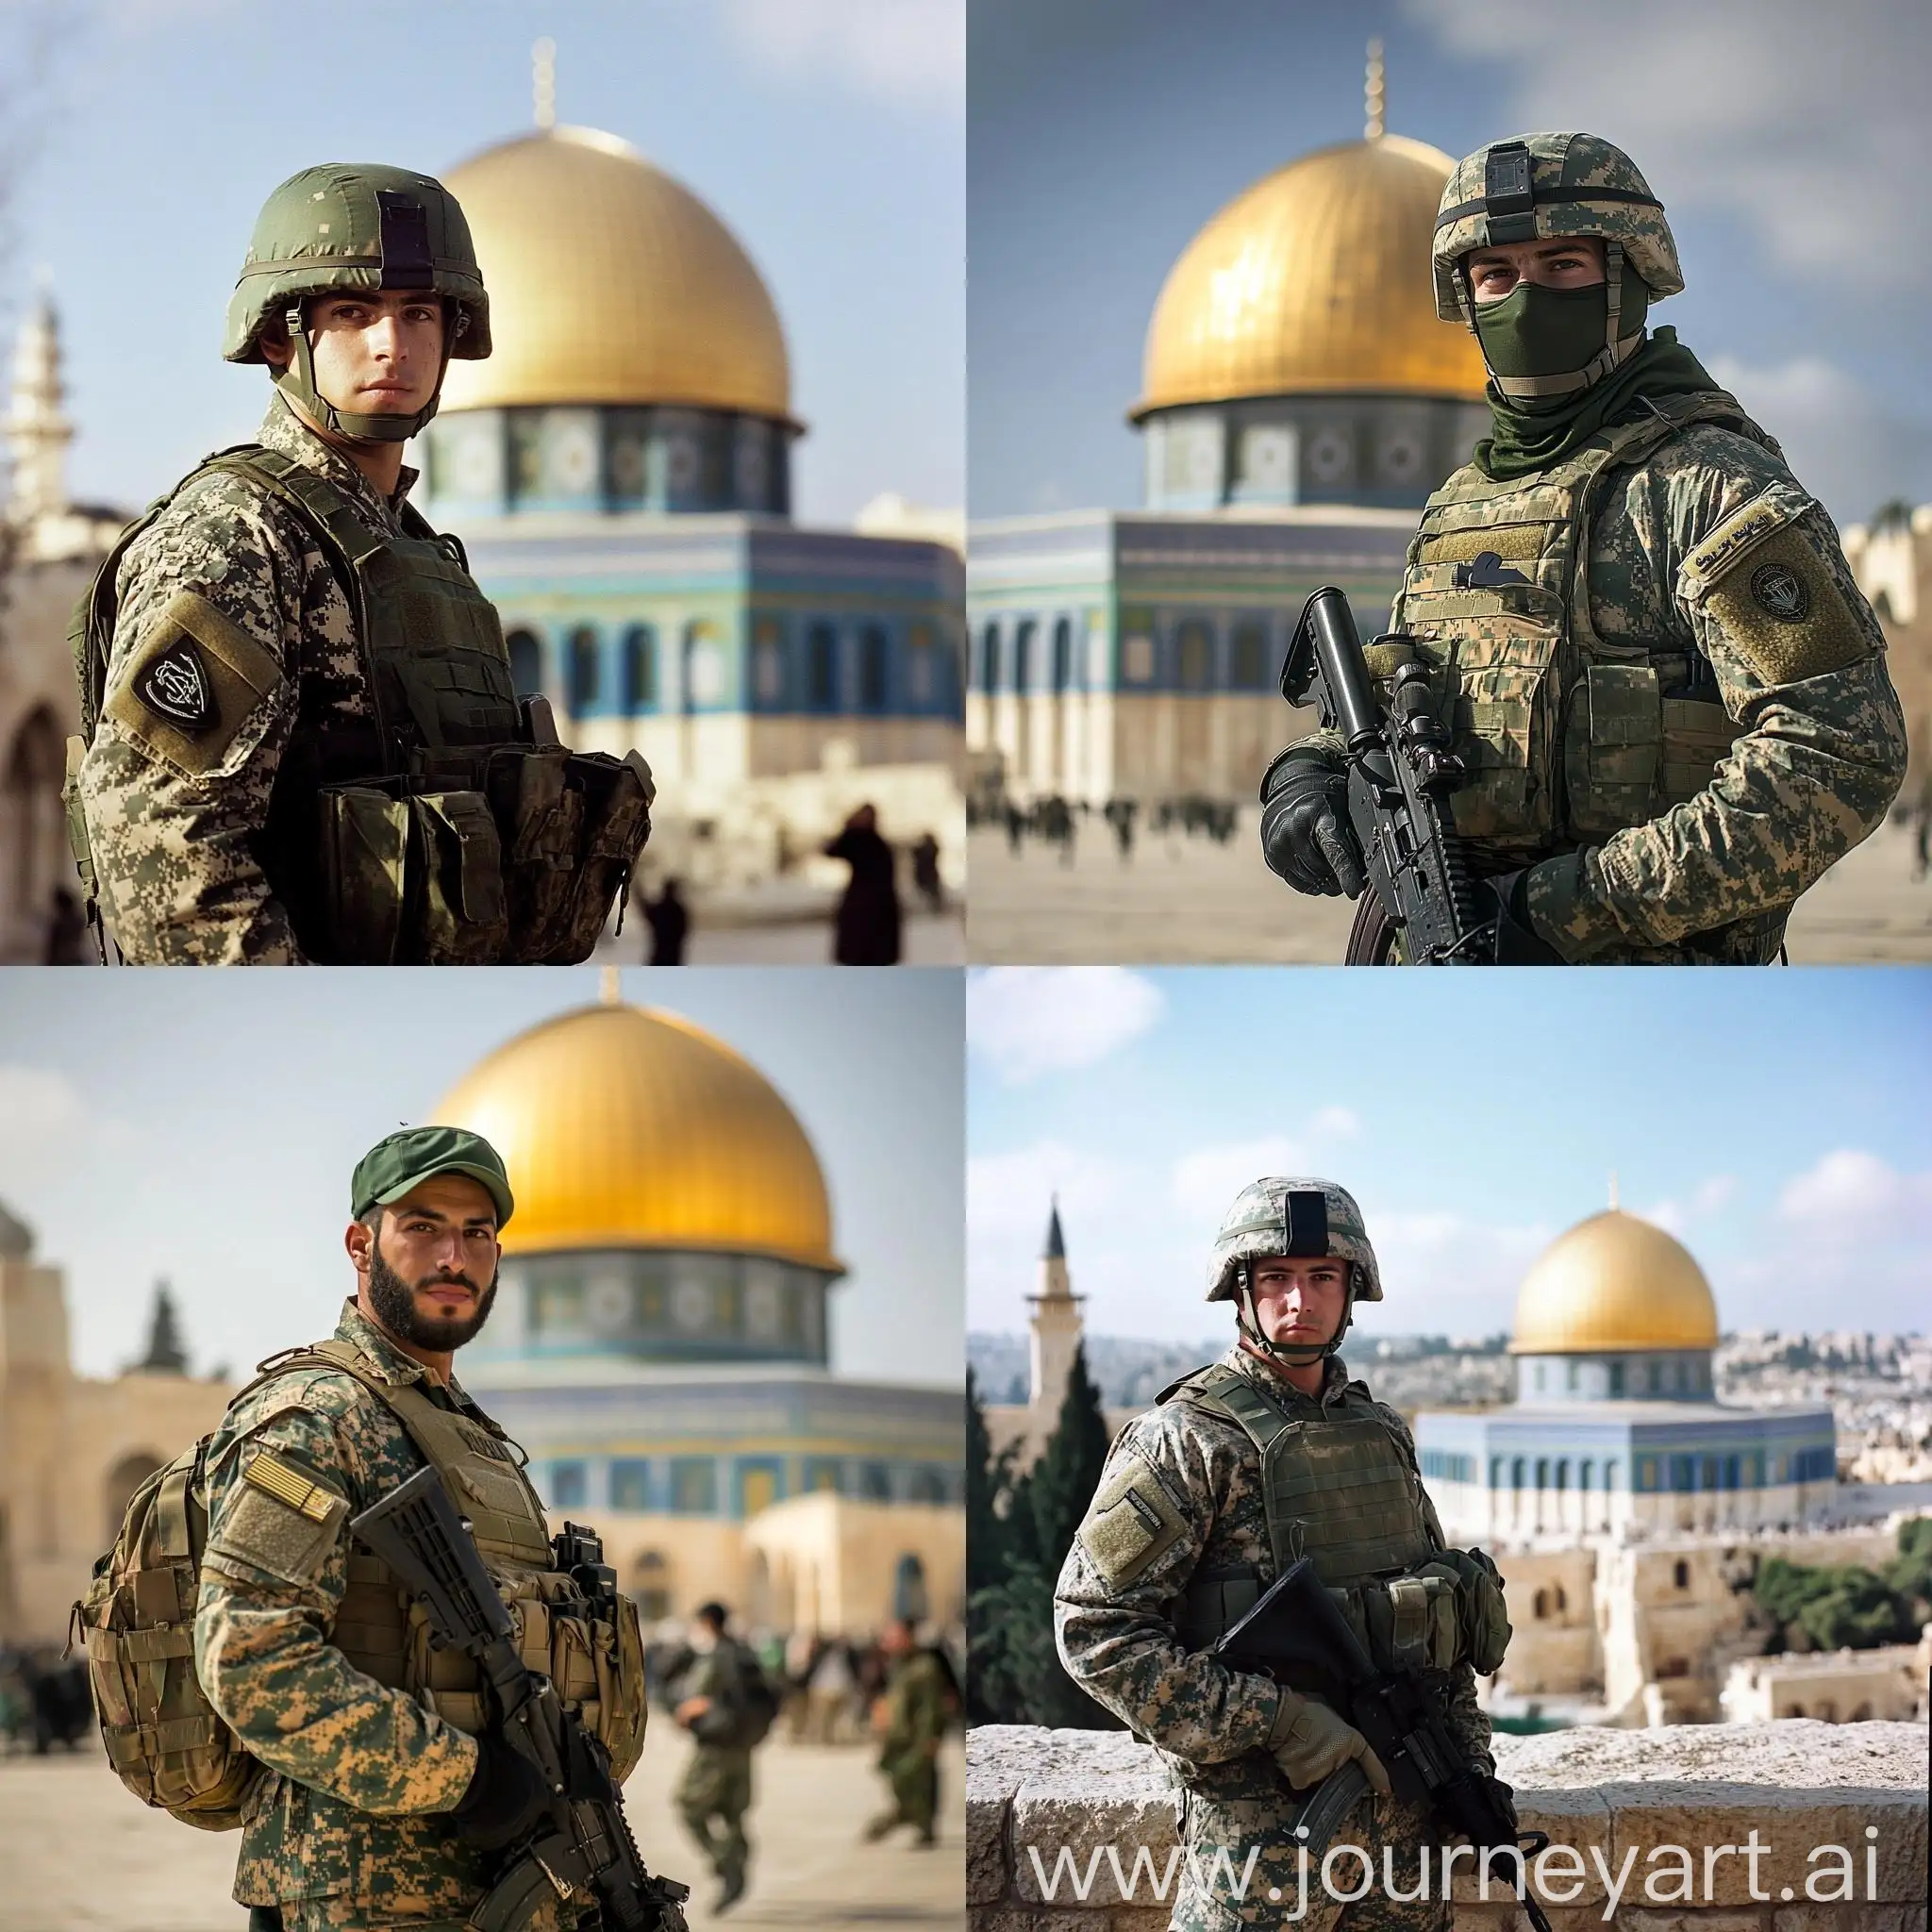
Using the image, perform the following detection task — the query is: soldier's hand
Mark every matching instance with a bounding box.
[1271,1694,1391,1798]
[1259,755,1366,898]
[1474,868,1566,965]
[451,1732,551,1851]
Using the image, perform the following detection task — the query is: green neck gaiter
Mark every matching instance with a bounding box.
[1473,309,1724,483]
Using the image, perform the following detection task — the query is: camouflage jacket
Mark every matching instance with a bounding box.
[1294,419,1908,962]
[77,397,412,965]
[877,1649,951,1763]
[675,1641,755,1762]
[1054,1347,1492,1795]
[194,1298,541,1926]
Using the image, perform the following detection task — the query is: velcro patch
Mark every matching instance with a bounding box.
[1077,1453,1186,1590]
[103,589,288,779]
[1702,525,1871,687]
[244,1448,341,1523]
[1675,490,1805,604]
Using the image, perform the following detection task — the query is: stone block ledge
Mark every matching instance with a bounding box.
[966,1722,1929,1928]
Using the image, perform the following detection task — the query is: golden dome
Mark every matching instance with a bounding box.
[437,126,793,424]
[1134,134,1488,418]
[1509,1210,1719,1357]
[431,1002,840,1272]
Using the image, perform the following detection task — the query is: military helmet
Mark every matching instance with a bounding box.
[224,163,490,441]
[1431,132,1682,325]
[1205,1176,1382,1304]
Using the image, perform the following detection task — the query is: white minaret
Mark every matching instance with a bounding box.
[7,285,73,532]
[1027,1198,1085,1434]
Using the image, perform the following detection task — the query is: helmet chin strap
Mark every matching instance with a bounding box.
[275,299,455,445]
[1235,1257,1352,1368]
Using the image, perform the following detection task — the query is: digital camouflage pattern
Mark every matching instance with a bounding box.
[674,1646,754,1883]
[1431,132,1683,322]
[1056,1347,1490,1931]
[1206,1179,1382,1305]
[1287,419,1907,962]
[193,1299,571,1932]
[77,397,406,964]
[874,1648,951,1838]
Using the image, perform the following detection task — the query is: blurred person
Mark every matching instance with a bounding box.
[862,1620,953,1847]
[909,830,945,913]
[824,804,901,964]
[806,1637,858,1744]
[644,876,690,964]
[673,1601,778,1912]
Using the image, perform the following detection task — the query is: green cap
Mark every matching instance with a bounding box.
[351,1126,514,1229]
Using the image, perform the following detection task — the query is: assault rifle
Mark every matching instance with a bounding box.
[1215,1557,1552,1932]
[352,1467,690,1932]
[1279,586,1489,964]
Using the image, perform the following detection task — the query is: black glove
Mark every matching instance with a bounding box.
[1486,1772,1521,1839]
[1474,870,1565,965]
[451,1731,551,1851]
[1259,753,1367,897]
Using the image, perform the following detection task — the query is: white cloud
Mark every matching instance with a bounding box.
[1405,0,1931,291]
[1638,1174,1740,1237]
[716,0,962,114]
[1704,354,1932,526]
[0,1065,90,1195]
[966,966,1165,1083]
[1777,1149,1932,1231]
[1169,1112,1362,1224]
[966,1139,1123,1244]
[1365,1208,1555,1336]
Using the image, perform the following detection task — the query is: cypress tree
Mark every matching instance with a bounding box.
[136,1279,189,1374]
[1029,1341,1112,1575]
[966,1369,1006,1595]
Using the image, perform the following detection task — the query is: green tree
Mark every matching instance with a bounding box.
[1029,1342,1113,1576]
[135,1279,189,1374]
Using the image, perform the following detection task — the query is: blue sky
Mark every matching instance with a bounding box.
[967,968,1932,1343]
[0,968,963,1389]
[0,0,962,525]
[969,0,1931,528]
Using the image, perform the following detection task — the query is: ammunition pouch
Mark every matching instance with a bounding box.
[307,747,653,965]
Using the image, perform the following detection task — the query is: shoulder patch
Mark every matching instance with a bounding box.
[244,1448,341,1523]
[102,588,287,778]
[1077,1452,1186,1590]
[1675,490,1806,605]
[1701,524,1872,687]
[205,1446,348,1589]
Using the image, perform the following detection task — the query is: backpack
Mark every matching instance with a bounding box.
[724,1641,784,1750]
[68,1436,261,1829]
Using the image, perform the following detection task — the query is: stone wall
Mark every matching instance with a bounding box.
[968,1722,1928,1930]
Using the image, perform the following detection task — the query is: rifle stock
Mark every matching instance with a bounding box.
[351,1466,689,1932]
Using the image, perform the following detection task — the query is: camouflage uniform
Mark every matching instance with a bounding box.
[193,1299,569,1932]
[1057,1346,1480,1931]
[77,396,415,965]
[674,1646,754,1887]
[872,1649,951,1841]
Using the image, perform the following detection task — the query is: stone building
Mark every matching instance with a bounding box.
[0,292,126,962]
[429,985,965,1636]
[1416,1205,1839,1542]
[0,1203,232,1645]
[1843,502,1932,792]
[1721,1628,1931,1724]
[966,54,1488,807]
[418,110,966,890]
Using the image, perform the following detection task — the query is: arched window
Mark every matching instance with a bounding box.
[1013,620,1037,693]
[978,623,999,693]
[1532,1589,1549,1621]
[1230,623,1269,690]
[506,628,543,697]
[1673,1559,1690,1590]
[1579,1458,1594,1492]
[859,625,890,712]
[1051,618,1073,693]
[1606,1459,1620,1493]
[1510,1457,1525,1491]
[1490,1457,1505,1491]
[1553,1583,1567,1612]
[807,624,839,710]
[1535,1457,1549,1492]
[1176,621,1212,691]
[892,1553,929,1623]
[908,1466,947,1504]
[631,1550,671,1622]
[621,625,658,712]
[103,1452,164,1548]
[1555,1459,1569,1491]
[568,626,600,713]
[1608,1360,1625,1396]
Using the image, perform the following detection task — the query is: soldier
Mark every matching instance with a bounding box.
[672,1601,758,1912]
[69,162,653,965]
[863,1619,953,1847]
[1056,1180,1515,1931]
[192,1125,652,1932]
[1259,133,1907,964]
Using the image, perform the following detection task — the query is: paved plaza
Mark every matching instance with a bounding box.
[965,813,1932,964]
[0,1734,965,1932]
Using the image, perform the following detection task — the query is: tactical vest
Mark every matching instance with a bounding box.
[67,445,653,964]
[1160,1362,1455,1680]
[1385,392,1777,867]
[260,1340,649,1770]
